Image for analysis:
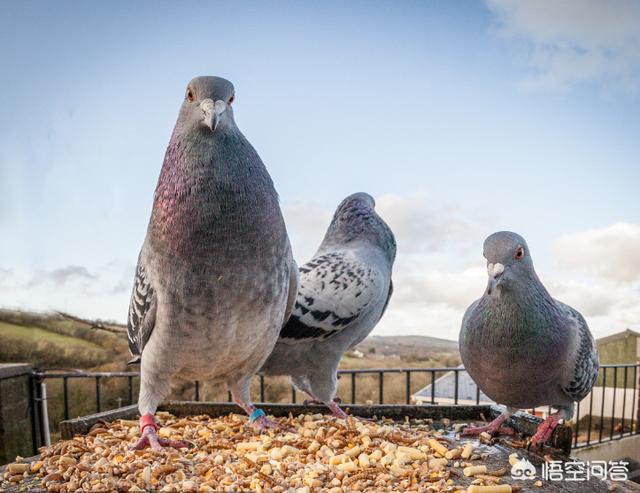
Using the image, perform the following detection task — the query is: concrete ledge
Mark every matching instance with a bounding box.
[0,364,32,380]
[573,434,640,463]
[0,364,34,465]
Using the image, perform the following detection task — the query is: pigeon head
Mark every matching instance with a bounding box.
[175,76,237,136]
[323,193,396,262]
[483,231,534,296]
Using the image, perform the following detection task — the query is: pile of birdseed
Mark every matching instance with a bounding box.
[1,411,539,492]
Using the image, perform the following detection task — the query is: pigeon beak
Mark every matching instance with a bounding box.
[200,99,227,132]
[486,262,505,296]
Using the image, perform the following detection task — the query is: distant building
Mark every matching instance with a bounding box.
[578,329,640,422]
[411,330,639,422]
[346,349,364,359]
[411,365,494,406]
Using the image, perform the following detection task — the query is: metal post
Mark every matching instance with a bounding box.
[39,382,51,447]
[63,377,69,420]
[378,372,384,404]
[621,367,628,439]
[30,373,41,453]
[574,399,580,448]
[599,368,607,443]
[351,373,356,404]
[610,367,617,440]
[195,381,200,402]
[587,389,594,446]
[635,365,639,436]
[128,376,133,405]
[454,370,459,405]
[291,386,296,404]
[95,377,101,413]
[405,371,411,405]
[430,371,435,405]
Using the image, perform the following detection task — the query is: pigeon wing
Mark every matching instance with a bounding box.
[279,251,385,343]
[283,259,300,325]
[127,259,157,364]
[557,301,599,402]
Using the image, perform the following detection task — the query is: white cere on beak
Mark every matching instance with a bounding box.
[200,98,214,115]
[487,262,505,278]
[200,99,227,131]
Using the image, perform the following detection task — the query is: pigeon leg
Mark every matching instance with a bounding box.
[462,410,515,436]
[231,382,281,431]
[130,413,190,451]
[527,411,562,449]
[132,364,188,450]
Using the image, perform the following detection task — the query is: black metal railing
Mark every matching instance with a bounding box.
[30,363,639,452]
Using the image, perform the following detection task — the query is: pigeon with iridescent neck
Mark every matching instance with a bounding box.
[127,76,298,450]
[261,193,396,418]
[459,231,598,448]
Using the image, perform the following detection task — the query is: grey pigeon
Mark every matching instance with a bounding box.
[127,76,298,450]
[261,193,396,418]
[459,231,599,447]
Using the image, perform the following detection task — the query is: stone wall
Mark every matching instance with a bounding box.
[0,364,34,464]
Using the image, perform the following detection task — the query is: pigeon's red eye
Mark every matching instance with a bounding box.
[186,89,195,102]
[515,247,525,260]
[228,94,235,104]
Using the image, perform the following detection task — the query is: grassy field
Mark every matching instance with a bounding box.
[0,309,128,368]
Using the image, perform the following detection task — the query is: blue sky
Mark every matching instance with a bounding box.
[1,0,639,339]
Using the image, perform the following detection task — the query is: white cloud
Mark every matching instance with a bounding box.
[375,193,486,255]
[0,262,134,323]
[551,222,640,281]
[486,0,640,92]
[283,193,491,341]
[282,200,333,263]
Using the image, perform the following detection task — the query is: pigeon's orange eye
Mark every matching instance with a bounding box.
[229,94,235,104]
[186,88,195,102]
[515,247,525,260]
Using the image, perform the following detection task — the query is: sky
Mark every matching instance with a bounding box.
[1,0,639,341]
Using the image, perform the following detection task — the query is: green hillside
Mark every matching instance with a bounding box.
[0,309,129,369]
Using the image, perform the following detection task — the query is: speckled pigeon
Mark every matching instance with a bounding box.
[261,193,396,418]
[459,231,599,447]
[127,76,298,450]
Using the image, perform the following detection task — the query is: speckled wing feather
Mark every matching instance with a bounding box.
[279,251,385,343]
[127,260,157,364]
[557,301,599,402]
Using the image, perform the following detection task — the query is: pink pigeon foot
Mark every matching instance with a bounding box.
[527,412,561,450]
[328,400,349,419]
[131,413,190,451]
[462,413,514,436]
[253,414,282,431]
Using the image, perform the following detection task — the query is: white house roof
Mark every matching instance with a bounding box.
[412,365,493,404]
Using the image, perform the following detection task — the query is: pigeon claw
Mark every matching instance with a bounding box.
[526,414,560,450]
[252,415,296,433]
[328,401,349,420]
[130,428,191,451]
[462,425,515,437]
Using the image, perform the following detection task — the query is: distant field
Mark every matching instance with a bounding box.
[0,321,102,350]
[0,309,127,369]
